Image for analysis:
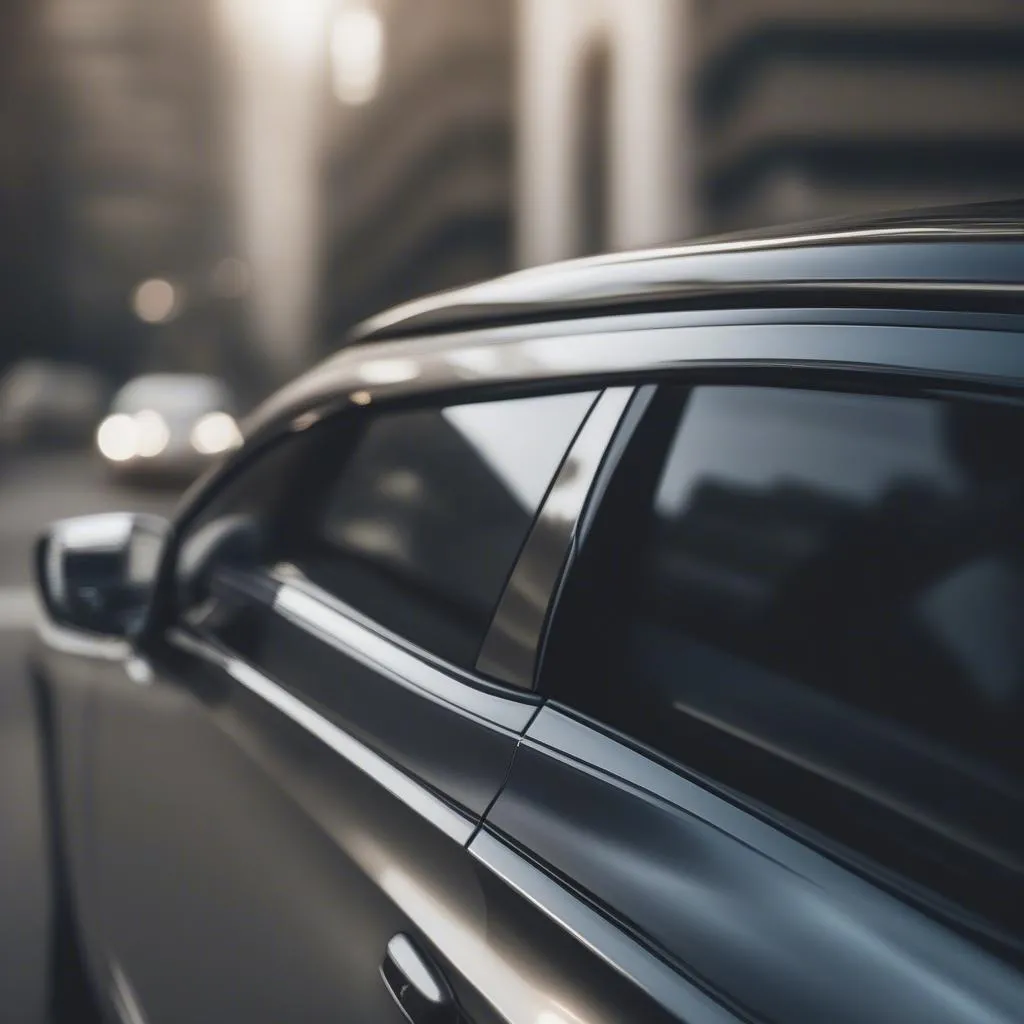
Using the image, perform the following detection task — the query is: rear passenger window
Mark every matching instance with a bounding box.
[545,384,1024,931]
[296,391,597,667]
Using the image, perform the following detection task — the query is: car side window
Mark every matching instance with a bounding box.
[178,390,597,672]
[175,431,314,605]
[544,383,1024,933]
[295,391,597,666]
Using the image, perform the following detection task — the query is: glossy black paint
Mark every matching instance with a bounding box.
[32,211,1024,1024]
[380,933,456,1024]
[75,644,483,1021]
[210,568,531,817]
[543,381,1024,931]
[355,208,1024,340]
[485,706,1023,1024]
[170,627,477,844]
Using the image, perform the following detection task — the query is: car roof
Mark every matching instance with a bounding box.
[234,200,1024,449]
[352,198,1024,342]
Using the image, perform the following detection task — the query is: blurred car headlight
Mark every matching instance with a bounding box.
[96,414,138,462]
[190,412,242,455]
[133,410,170,457]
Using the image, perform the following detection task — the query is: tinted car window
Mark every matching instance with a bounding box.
[179,391,597,672]
[173,427,323,659]
[302,391,597,666]
[545,384,1024,933]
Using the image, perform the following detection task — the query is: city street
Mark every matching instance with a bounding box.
[0,449,178,1024]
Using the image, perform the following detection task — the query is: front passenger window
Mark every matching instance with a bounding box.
[297,391,597,667]
[177,389,598,675]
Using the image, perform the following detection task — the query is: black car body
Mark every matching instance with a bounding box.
[32,203,1024,1024]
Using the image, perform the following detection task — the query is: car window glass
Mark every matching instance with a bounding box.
[303,391,597,667]
[544,384,1024,932]
[177,390,598,674]
[174,431,318,616]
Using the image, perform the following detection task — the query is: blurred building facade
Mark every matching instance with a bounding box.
[517,0,1024,264]
[319,0,515,342]
[691,1,1024,232]
[319,0,1024,350]
[41,0,238,385]
[12,0,1024,385]
[517,0,687,265]
[0,0,63,378]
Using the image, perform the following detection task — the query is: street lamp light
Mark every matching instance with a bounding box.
[221,0,330,66]
[331,2,384,105]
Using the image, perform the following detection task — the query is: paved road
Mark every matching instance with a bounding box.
[0,629,48,1024]
[0,449,179,1023]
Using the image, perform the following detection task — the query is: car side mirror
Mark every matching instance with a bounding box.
[35,513,170,639]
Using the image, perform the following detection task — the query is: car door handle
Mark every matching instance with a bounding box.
[380,933,458,1024]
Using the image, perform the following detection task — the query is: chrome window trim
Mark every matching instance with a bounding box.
[207,564,540,732]
[476,387,636,689]
[167,627,475,844]
[242,320,1024,446]
[109,961,150,1024]
[525,705,857,883]
[268,576,537,733]
[529,693,1023,911]
[158,318,1024,631]
[526,703,1024,947]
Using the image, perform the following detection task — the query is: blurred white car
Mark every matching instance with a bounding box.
[96,373,242,484]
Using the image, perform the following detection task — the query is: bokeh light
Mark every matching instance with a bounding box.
[131,279,179,324]
[331,3,384,105]
[95,414,138,462]
[190,411,242,454]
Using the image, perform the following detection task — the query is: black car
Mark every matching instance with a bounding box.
[32,204,1024,1024]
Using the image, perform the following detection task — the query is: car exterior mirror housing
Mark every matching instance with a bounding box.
[35,512,170,639]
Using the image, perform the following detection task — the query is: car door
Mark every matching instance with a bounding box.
[474,364,1024,1022]
[49,384,642,1024]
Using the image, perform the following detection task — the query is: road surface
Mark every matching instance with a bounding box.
[0,448,178,1023]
